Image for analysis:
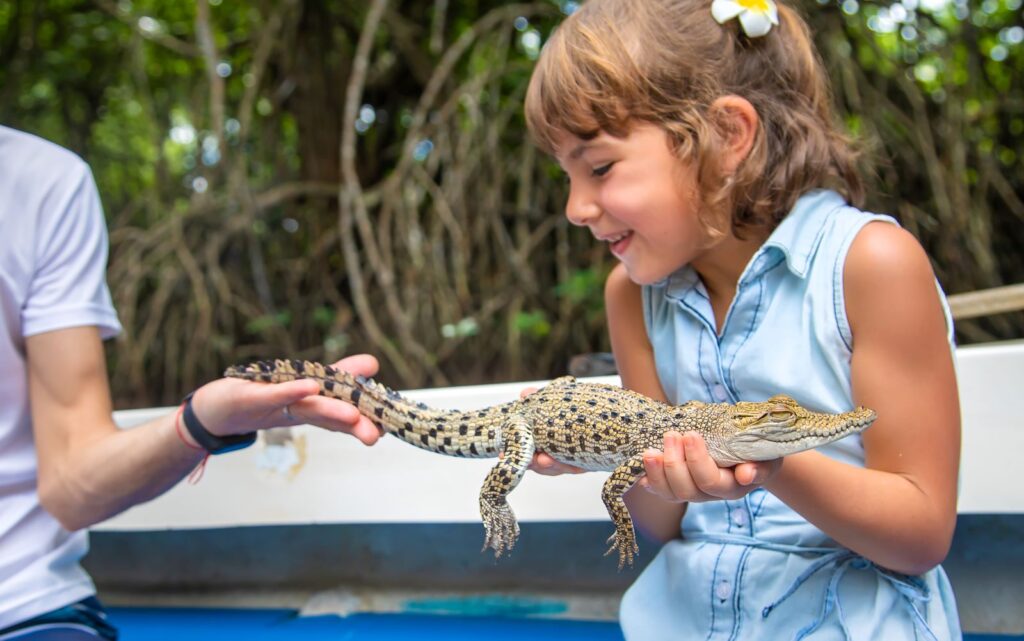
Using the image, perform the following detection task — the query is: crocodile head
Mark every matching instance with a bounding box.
[710,394,876,465]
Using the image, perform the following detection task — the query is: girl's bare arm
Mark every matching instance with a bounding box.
[604,264,690,543]
[764,222,960,575]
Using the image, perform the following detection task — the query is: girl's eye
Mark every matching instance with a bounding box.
[592,163,613,177]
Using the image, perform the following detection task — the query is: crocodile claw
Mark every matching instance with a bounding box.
[604,529,639,570]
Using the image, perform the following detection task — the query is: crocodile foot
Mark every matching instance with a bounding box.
[605,528,639,570]
[480,498,520,558]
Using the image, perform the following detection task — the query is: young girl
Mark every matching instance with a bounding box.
[524,1,962,639]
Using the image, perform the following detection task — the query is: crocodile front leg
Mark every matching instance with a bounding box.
[478,413,536,558]
[602,454,646,569]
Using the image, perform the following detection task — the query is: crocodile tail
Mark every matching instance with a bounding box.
[224,359,505,458]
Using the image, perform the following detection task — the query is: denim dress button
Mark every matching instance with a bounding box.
[715,580,732,601]
[732,509,747,527]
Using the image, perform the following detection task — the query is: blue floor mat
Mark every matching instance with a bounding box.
[108,607,626,640]
[108,607,1022,641]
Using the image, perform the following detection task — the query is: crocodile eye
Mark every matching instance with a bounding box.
[769,410,794,421]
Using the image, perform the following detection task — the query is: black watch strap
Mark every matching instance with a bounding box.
[181,392,257,455]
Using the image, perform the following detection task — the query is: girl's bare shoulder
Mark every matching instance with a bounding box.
[843,220,950,356]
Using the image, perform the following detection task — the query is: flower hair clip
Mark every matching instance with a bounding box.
[711,0,779,38]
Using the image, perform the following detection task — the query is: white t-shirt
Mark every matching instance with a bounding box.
[0,126,122,628]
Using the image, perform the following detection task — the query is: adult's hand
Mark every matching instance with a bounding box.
[189,354,383,446]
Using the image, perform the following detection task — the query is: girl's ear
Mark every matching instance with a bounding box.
[709,95,759,175]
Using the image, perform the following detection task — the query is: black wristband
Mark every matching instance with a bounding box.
[181,391,257,455]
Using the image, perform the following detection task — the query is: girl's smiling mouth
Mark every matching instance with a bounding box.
[604,230,633,257]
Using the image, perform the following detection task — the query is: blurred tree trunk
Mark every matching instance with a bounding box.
[288,1,348,184]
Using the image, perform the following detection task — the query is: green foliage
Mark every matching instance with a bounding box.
[513,310,551,339]
[555,267,610,327]
[245,312,292,335]
[555,268,605,305]
[442,318,481,339]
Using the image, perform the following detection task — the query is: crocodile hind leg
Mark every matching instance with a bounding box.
[478,413,536,558]
[602,454,646,569]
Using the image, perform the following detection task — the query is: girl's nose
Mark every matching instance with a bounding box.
[564,183,601,227]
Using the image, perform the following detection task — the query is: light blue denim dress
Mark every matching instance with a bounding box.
[618,190,962,641]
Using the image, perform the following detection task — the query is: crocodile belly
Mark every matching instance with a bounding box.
[539,447,622,472]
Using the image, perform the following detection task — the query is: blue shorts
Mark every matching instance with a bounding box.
[0,597,117,640]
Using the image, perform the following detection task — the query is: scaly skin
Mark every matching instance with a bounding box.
[225,359,876,568]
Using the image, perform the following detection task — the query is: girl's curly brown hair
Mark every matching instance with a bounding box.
[525,0,864,239]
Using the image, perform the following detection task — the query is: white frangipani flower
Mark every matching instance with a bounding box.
[711,0,780,38]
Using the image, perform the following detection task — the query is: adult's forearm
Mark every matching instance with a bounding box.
[39,413,205,531]
[764,451,956,575]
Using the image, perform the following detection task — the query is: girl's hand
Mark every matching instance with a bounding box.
[518,385,586,476]
[188,354,384,446]
[638,431,781,502]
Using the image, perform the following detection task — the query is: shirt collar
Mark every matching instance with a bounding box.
[659,189,847,300]
[759,189,847,279]
[662,264,704,302]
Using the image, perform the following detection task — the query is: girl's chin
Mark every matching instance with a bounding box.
[620,261,673,286]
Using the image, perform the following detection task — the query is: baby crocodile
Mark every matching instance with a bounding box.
[225,359,876,567]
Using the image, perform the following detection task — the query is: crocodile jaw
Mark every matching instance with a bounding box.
[711,399,877,464]
[717,428,865,464]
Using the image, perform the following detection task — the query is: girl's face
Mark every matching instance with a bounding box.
[555,123,711,285]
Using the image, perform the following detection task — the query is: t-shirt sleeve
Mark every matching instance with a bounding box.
[21,163,122,339]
